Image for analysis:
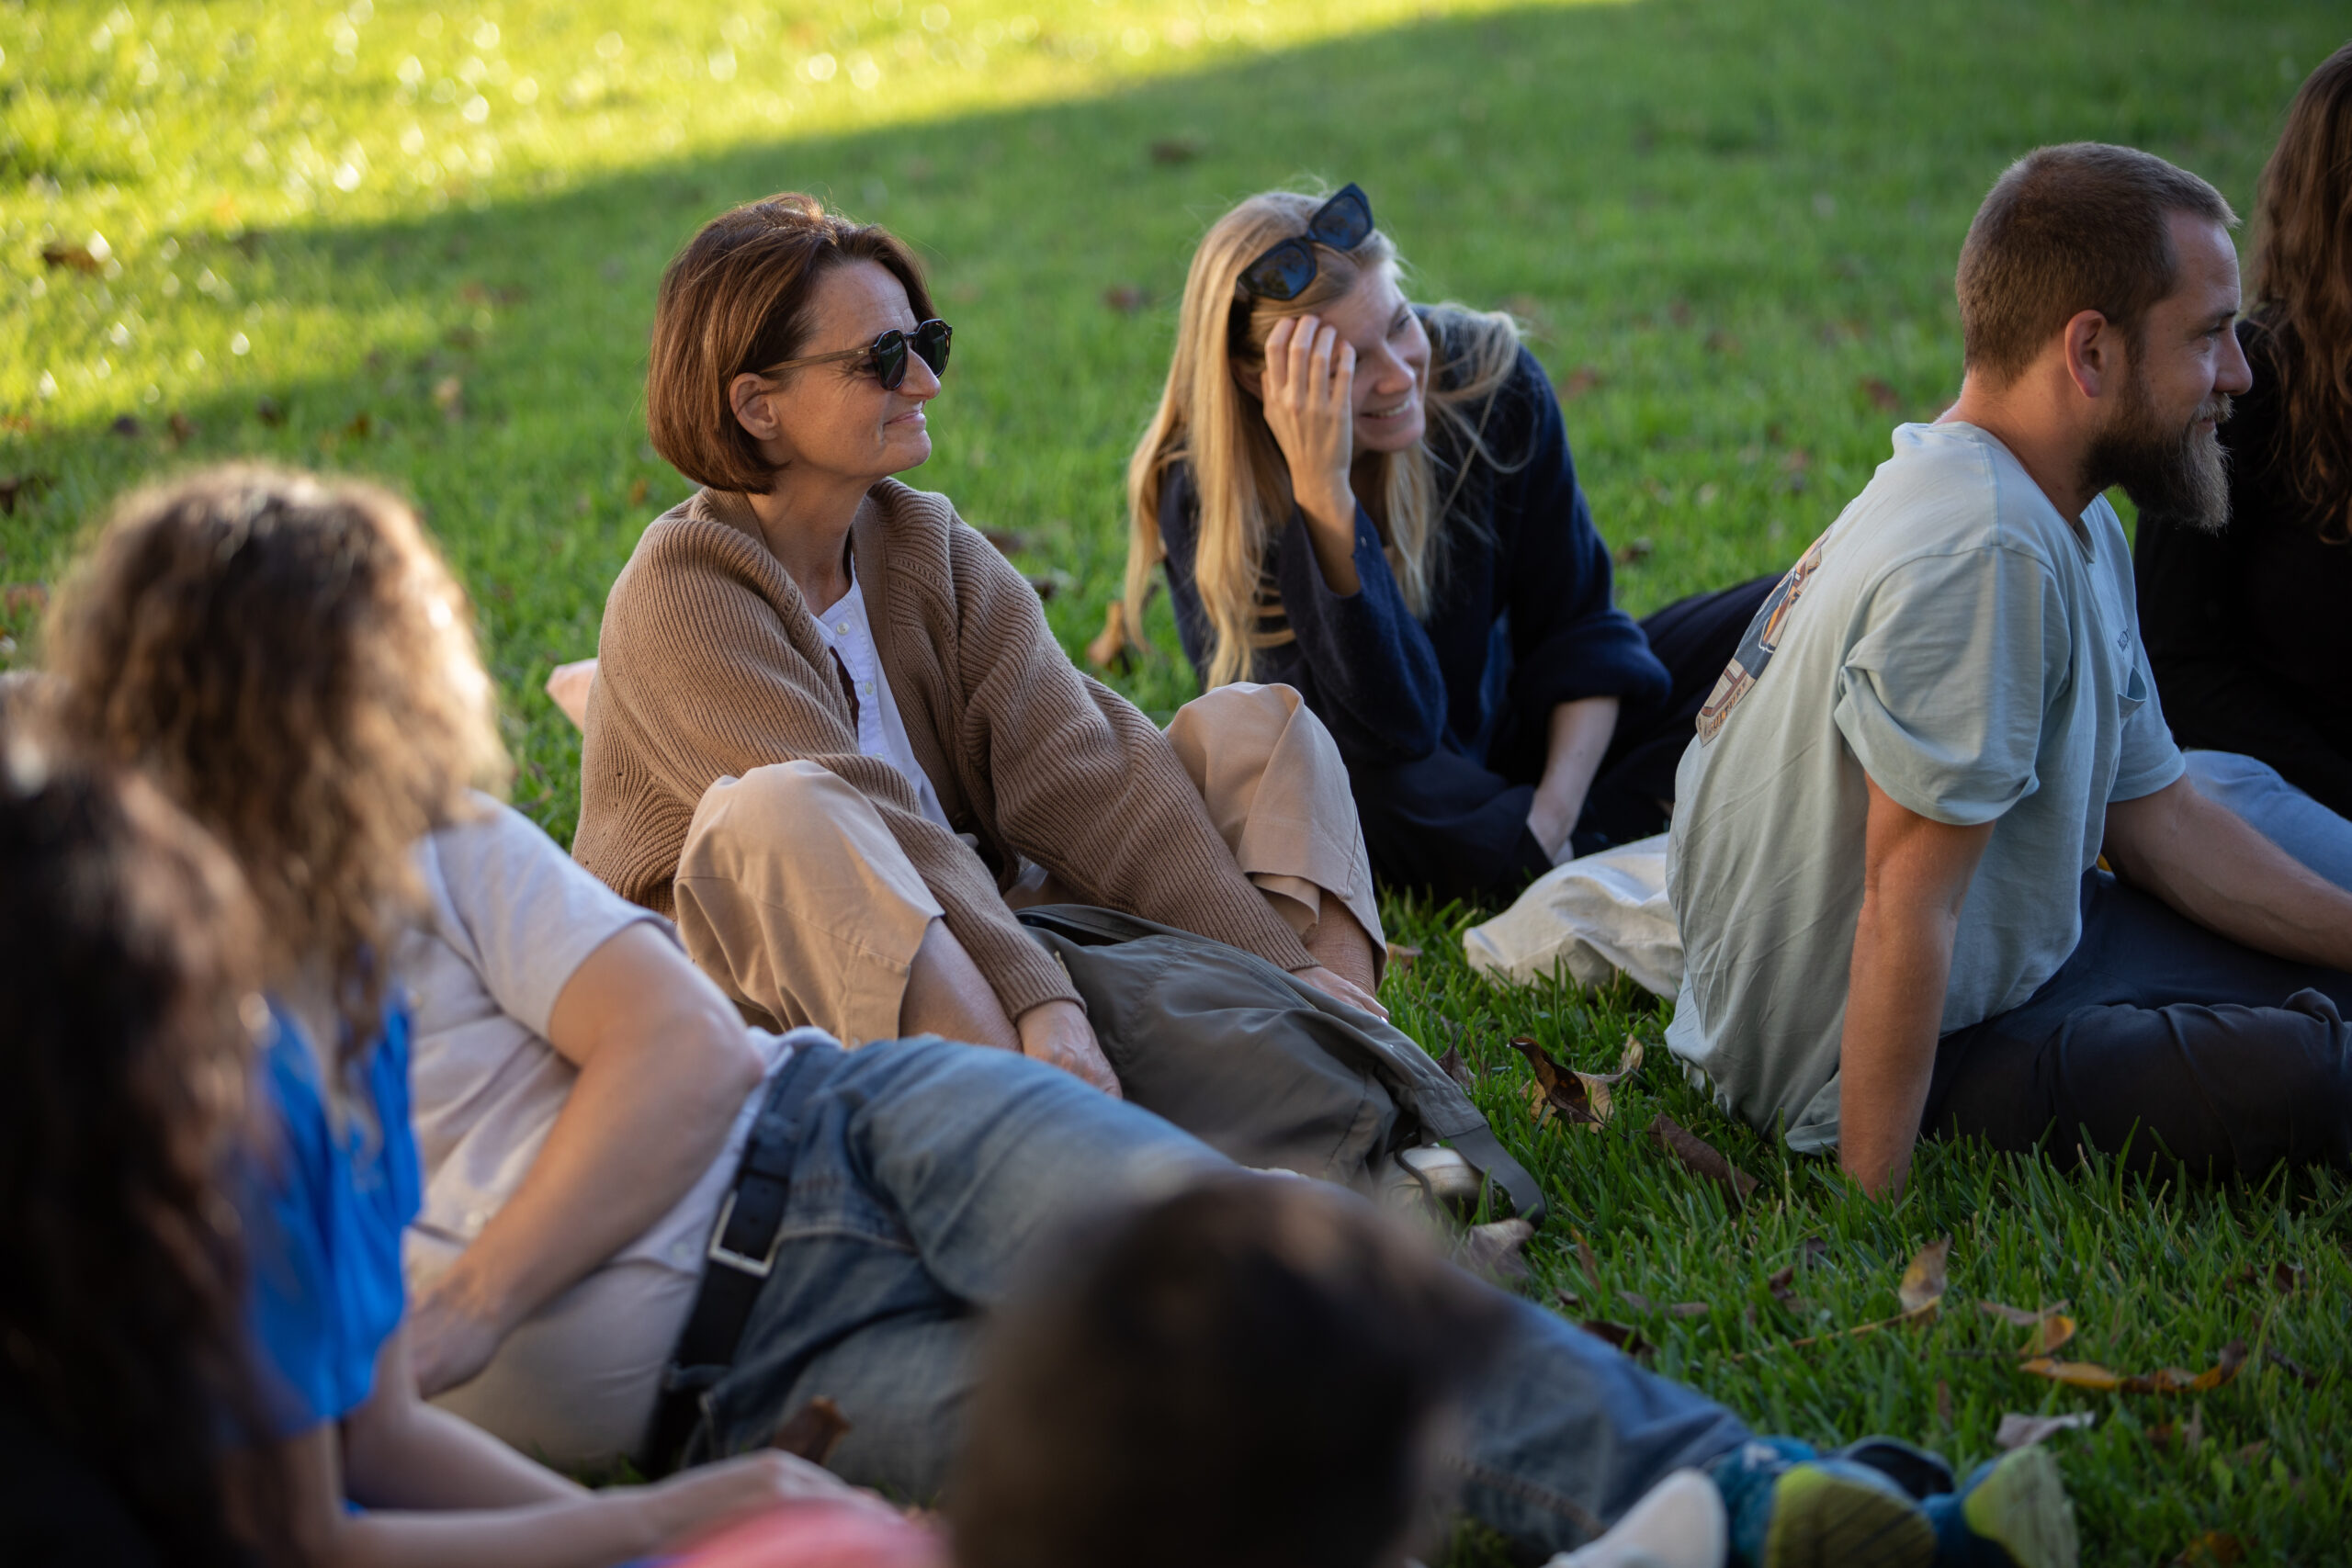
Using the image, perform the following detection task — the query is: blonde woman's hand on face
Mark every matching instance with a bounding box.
[1260,315,1363,594]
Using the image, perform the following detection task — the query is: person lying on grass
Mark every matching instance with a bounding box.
[2134,42,2352,894]
[1667,141,2352,1200]
[37,467,865,1566]
[563,192,1384,1094]
[1119,181,1775,904]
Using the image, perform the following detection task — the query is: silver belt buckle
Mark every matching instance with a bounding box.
[705,1188,784,1279]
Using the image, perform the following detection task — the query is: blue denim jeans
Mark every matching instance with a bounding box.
[2184,749,2352,893]
[690,1036,1749,1553]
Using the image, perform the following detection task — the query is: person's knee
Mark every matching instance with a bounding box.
[1166,681,1306,774]
[683,761,878,874]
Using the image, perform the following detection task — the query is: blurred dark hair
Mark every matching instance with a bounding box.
[647,192,935,494]
[2249,41,2352,542]
[950,1176,1510,1568]
[1958,141,2234,385]
[0,733,286,1565]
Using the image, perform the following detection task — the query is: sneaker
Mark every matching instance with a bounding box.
[1544,1470,1727,1568]
[1710,1438,1939,1568]
[1923,1447,2078,1568]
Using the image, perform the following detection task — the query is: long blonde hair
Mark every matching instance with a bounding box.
[1125,188,1523,688]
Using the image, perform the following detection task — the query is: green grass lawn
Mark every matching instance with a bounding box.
[7,0,2349,1559]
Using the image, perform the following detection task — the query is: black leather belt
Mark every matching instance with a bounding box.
[641,1040,842,1474]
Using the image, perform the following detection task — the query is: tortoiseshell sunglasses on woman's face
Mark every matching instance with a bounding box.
[757,318,953,390]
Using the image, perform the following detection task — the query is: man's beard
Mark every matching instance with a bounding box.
[2083,367,2233,534]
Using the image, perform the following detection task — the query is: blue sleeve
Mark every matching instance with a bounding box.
[1159,465,1446,758]
[1490,355,1671,718]
[243,1005,420,1436]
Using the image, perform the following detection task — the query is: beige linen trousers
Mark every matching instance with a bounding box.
[671,682,1381,1044]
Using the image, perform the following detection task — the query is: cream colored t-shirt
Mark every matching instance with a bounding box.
[398,797,822,1463]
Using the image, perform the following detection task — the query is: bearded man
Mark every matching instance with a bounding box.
[1665,142,2352,1198]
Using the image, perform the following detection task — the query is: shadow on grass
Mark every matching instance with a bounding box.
[5,0,2328,838]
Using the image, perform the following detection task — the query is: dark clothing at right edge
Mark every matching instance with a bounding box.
[2136,315,2352,818]
[1926,867,2352,1175]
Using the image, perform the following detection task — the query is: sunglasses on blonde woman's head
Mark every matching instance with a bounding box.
[1235,184,1375,302]
[756,318,953,391]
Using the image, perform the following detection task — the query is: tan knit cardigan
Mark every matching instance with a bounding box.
[575,479,1317,1020]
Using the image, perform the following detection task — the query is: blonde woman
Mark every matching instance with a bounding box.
[1125,185,1773,900]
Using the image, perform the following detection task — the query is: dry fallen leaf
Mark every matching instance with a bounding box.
[2,582,51,615]
[769,1395,852,1464]
[1860,376,1902,412]
[1767,1264,1804,1312]
[1667,1301,1711,1319]
[2020,1337,2246,1394]
[2169,1533,2245,1568]
[1897,1237,1951,1315]
[40,235,110,273]
[2264,1347,2321,1389]
[1646,1113,1758,1204]
[1995,1410,2096,1450]
[1460,1218,1533,1285]
[256,396,287,427]
[1555,365,1602,400]
[1569,1228,1605,1302]
[1513,1036,1605,1129]
[1385,941,1422,970]
[1148,135,1204,164]
[1102,284,1150,314]
[1613,536,1655,569]
[1577,1319,1655,1359]
[1085,601,1133,672]
[1618,1290,1654,1314]
[1979,1298,2072,1327]
[1934,1379,1953,1427]
[0,474,50,516]
[2271,1261,2304,1293]
[1800,1235,1829,1263]
[2021,1314,2078,1358]
[1437,1043,1474,1089]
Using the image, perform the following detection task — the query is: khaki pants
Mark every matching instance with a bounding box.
[672,682,1381,1044]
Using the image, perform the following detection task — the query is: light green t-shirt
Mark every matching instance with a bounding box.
[1664,422,2184,1151]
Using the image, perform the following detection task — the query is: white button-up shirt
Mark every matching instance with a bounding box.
[811,563,956,831]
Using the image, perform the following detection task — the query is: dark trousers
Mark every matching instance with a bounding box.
[1925,869,2352,1176]
[1351,577,1777,902]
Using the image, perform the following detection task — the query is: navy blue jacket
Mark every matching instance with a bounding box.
[1158,340,1668,769]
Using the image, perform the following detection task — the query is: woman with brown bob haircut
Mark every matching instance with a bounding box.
[574,194,1387,1089]
[42,466,844,1564]
[2136,40,2352,891]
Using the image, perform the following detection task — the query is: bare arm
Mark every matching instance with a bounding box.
[1838,776,1995,1199]
[1526,696,1622,861]
[408,923,764,1396]
[2103,774,2352,970]
[274,1328,878,1568]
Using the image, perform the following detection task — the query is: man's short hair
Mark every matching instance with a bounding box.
[1957,142,2235,385]
[950,1177,1510,1568]
[646,193,933,494]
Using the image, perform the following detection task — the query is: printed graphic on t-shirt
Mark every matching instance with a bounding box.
[1695,531,1829,743]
